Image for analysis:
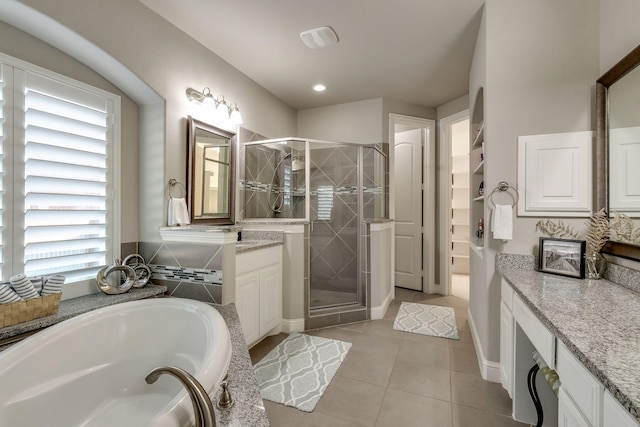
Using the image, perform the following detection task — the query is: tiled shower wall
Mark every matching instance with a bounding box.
[122,241,224,304]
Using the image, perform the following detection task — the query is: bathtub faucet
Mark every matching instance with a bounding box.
[145,366,216,427]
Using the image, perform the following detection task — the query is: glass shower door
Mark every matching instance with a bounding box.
[309,143,360,310]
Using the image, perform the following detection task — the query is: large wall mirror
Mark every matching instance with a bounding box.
[596,44,640,260]
[186,116,235,225]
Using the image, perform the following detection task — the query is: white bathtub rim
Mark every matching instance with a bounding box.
[0,297,232,427]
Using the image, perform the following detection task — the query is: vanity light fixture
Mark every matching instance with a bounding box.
[186,87,243,125]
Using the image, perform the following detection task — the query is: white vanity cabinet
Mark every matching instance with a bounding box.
[604,391,639,427]
[500,279,514,397]
[500,277,640,427]
[235,246,283,347]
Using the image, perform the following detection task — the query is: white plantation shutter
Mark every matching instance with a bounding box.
[21,72,112,281]
[0,55,119,287]
[0,65,5,277]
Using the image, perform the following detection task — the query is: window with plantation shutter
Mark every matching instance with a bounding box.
[0,54,119,291]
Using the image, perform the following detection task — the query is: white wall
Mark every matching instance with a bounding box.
[11,0,298,242]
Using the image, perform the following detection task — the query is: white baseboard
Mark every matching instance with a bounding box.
[371,291,393,320]
[467,307,501,383]
[281,318,305,334]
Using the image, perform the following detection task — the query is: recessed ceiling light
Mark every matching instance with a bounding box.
[313,84,326,92]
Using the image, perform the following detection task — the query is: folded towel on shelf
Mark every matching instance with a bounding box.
[10,274,39,299]
[42,275,65,295]
[168,198,190,226]
[0,285,23,304]
[491,204,513,241]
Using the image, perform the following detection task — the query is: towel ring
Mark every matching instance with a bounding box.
[168,178,186,199]
[488,181,519,208]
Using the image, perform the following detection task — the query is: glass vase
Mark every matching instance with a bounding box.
[585,252,607,280]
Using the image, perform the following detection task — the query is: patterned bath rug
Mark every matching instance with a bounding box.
[393,302,459,340]
[254,332,351,412]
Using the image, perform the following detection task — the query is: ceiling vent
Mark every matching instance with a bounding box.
[300,26,339,49]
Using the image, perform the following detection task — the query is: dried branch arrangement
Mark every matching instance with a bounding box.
[585,208,610,255]
[609,212,640,244]
[535,219,580,240]
[535,208,612,255]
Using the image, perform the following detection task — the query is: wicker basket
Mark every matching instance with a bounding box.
[0,293,62,328]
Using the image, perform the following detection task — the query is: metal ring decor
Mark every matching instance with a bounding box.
[168,178,187,199]
[488,181,519,208]
[96,261,136,295]
[132,264,152,288]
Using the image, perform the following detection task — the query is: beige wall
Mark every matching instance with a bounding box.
[0,19,141,244]
[470,0,600,366]
[8,0,298,242]
[599,0,640,73]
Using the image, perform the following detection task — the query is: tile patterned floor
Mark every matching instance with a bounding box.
[249,288,530,427]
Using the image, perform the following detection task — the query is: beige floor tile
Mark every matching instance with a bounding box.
[394,287,419,301]
[296,409,368,426]
[314,376,386,427]
[452,403,529,427]
[375,389,453,427]
[451,371,513,416]
[250,333,289,364]
[264,400,303,427]
[351,332,402,359]
[337,348,396,387]
[449,342,482,376]
[396,337,450,369]
[361,317,408,339]
[388,360,451,401]
[306,326,361,343]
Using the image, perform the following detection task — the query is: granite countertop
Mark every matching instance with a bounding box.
[236,239,283,253]
[0,285,167,342]
[498,259,640,422]
[210,303,269,426]
[159,225,242,233]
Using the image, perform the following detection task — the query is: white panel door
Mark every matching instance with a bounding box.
[610,127,640,213]
[394,129,422,290]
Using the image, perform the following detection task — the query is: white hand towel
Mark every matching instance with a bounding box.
[42,274,65,295]
[10,273,39,299]
[491,204,513,241]
[0,284,23,304]
[168,198,191,226]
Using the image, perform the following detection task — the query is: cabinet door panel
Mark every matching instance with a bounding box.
[603,391,640,427]
[260,264,282,336]
[500,300,513,397]
[236,271,260,346]
[558,388,591,427]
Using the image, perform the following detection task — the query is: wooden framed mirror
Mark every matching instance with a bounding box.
[595,44,640,260]
[186,116,236,225]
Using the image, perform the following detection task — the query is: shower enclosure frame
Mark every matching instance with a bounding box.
[242,137,388,328]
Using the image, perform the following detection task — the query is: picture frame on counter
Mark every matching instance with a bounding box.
[538,237,586,279]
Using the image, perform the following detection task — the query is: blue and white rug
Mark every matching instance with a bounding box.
[254,332,351,412]
[393,302,459,340]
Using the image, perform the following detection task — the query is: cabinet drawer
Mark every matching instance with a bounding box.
[512,294,555,369]
[557,341,602,426]
[501,279,514,310]
[558,387,591,427]
[603,390,640,427]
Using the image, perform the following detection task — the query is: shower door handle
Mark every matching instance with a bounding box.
[310,220,314,232]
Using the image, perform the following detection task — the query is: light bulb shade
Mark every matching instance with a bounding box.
[214,99,229,121]
[230,106,243,125]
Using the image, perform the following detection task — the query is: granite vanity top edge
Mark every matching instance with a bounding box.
[499,267,640,421]
[159,225,242,233]
[237,220,309,225]
[364,218,394,224]
[0,285,167,340]
[209,303,269,427]
[236,240,284,253]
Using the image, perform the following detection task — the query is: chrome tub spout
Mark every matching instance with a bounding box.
[145,366,216,427]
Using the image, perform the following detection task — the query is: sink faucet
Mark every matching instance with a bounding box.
[145,366,216,427]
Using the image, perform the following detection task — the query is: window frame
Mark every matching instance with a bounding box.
[0,52,121,300]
